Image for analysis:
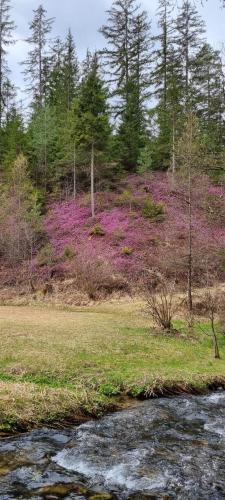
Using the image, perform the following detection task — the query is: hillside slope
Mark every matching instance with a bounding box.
[42,172,225,297]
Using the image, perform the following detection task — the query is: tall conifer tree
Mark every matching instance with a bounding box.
[100,0,151,169]
[63,29,79,111]
[191,43,225,148]
[73,53,111,216]
[23,5,54,107]
[0,0,16,127]
[175,0,206,109]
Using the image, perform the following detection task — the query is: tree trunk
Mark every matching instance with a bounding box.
[38,23,43,107]
[213,330,220,359]
[171,112,176,176]
[44,106,47,192]
[163,3,168,109]
[91,142,95,218]
[73,141,76,200]
[185,2,189,110]
[211,314,220,359]
[187,162,193,318]
[0,3,2,128]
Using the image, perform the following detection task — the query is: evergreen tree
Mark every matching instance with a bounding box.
[154,46,184,170]
[151,0,183,169]
[82,49,93,76]
[23,5,54,107]
[47,37,65,109]
[0,108,25,170]
[191,43,225,149]
[100,0,138,107]
[48,31,79,112]
[63,29,79,111]
[73,53,111,216]
[1,77,16,122]
[45,32,79,192]
[175,0,206,109]
[27,105,58,189]
[0,0,16,127]
[100,0,151,169]
[151,0,174,109]
[153,0,206,169]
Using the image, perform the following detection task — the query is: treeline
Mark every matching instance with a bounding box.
[0,0,225,200]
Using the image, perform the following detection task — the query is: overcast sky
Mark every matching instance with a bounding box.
[8,0,225,107]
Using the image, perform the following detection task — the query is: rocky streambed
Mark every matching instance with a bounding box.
[1,392,225,499]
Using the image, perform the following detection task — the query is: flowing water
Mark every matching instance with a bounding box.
[1,392,225,499]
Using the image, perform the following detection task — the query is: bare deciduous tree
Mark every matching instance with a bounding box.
[175,113,202,325]
[201,290,221,359]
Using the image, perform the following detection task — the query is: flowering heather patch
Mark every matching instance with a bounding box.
[44,173,225,283]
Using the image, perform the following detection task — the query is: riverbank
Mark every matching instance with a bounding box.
[0,300,225,434]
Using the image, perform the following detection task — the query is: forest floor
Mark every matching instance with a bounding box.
[0,299,225,434]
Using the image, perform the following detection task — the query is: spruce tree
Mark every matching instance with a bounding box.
[47,37,65,110]
[63,29,79,111]
[175,0,206,109]
[154,46,184,170]
[120,9,151,168]
[23,5,54,107]
[1,108,25,170]
[73,53,111,216]
[100,0,151,169]
[27,105,58,189]
[1,77,16,123]
[46,31,79,192]
[151,0,183,169]
[151,0,174,108]
[48,31,79,112]
[100,0,138,106]
[191,43,225,149]
[0,0,16,127]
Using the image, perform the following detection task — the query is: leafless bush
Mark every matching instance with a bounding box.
[145,277,177,332]
[72,253,128,299]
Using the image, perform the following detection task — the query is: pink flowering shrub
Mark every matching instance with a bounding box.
[42,172,225,288]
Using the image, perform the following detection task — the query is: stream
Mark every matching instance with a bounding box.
[1,392,225,499]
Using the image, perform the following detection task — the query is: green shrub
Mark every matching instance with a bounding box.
[142,198,164,221]
[37,244,56,266]
[121,246,133,256]
[63,245,75,260]
[89,224,106,237]
[137,143,153,173]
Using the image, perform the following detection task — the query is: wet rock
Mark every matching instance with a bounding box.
[1,392,225,499]
[88,495,114,500]
[37,482,88,496]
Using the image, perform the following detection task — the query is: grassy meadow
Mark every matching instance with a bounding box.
[0,300,225,432]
